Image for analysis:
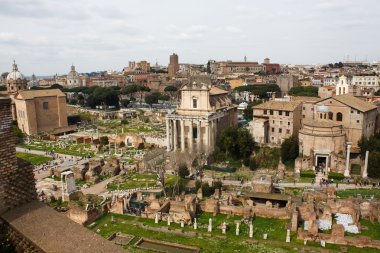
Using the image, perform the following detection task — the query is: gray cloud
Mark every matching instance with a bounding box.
[0,0,379,75]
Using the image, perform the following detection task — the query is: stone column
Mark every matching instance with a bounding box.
[222,222,226,234]
[344,142,352,177]
[205,122,210,154]
[363,151,369,178]
[193,218,197,230]
[189,120,193,151]
[197,120,201,152]
[286,229,290,243]
[173,120,178,151]
[210,120,215,152]
[208,218,212,232]
[166,119,171,151]
[235,222,240,236]
[155,213,159,224]
[180,120,185,152]
[249,223,253,238]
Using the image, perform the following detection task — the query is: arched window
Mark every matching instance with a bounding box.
[324,113,327,119]
[339,87,341,95]
[328,112,333,120]
[336,112,343,121]
[320,113,322,119]
[343,87,346,94]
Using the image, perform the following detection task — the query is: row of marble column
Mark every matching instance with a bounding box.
[166,118,217,153]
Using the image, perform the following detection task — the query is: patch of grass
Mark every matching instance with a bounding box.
[16,152,53,165]
[107,173,177,190]
[88,212,380,253]
[337,188,380,199]
[300,170,315,178]
[254,147,280,169]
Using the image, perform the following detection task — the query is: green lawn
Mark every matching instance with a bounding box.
[88,212,380,253]
[16,152,53,165]
[20,141,95,157]
[107,173,178,191]
[337,188,380,199]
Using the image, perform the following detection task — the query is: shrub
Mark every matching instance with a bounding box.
[178,164,190,178]
[300,170,315,178]
[328,172,344,181]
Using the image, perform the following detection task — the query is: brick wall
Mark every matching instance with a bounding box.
[0,98,36,213]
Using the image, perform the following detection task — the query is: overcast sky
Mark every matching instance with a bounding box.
[1,0,380,75]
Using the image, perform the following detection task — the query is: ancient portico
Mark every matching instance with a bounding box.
[166,76,237,154]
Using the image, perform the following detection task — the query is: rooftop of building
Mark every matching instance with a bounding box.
[210,86,228,95]
[1,201,126,253]
[253,100,302,111]
[329,94,377,112]
[15,89,66,100]
[302,119,343,128]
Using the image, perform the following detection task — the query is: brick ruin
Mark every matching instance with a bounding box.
[0,97,125,253]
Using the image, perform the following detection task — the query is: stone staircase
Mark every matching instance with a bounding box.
[315,171,328,184]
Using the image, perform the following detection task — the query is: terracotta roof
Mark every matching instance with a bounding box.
[210,86,228,95]
[1,201,126,253]
[332,94,377,112]
[253,100,302,111]
[291,96,321,102]
[302,119,343,128]
[16,89,66,100]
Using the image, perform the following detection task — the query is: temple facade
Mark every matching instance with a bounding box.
[166,76,237,154]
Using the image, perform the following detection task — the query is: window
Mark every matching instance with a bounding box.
[351,110,354,113]
[43,102,49,110]
[336,112,343,121]
[264,110,267,115]
[357,110,360,114]
[320,114,322,119]
[288,122,290,126]
[271,128,274,132]
[285,111,290,116]
[273,120,275,124]
[357,120,360,123]
[270,110,273,115]
[279,128,282,133]
[328,112,333,120]
[192,98,197,108]
[302,107,305,110]
[279,111,282,115]
[286,129,290,134]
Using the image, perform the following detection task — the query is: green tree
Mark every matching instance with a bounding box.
[195,180,202,192]
[243,104,253,121]
[235,84,280,99]
[99,136,109,145]
[178,164,190,178]
[281,137,299,163]
[289,86,318,97]
[86,87,119,108]
[201,182,213,197]
[368,151,380,178]
[213,180,222,190]
[219,126,255,160]
[50,83,63,90]
[237,128,255,158]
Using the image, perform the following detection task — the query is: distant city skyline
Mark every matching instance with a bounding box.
[1,0,380,75]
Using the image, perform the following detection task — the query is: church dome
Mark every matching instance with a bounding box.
[67,65,79,79]
[6,61,24,81]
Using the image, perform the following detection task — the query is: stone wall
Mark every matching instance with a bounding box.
[0,98,37,213]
